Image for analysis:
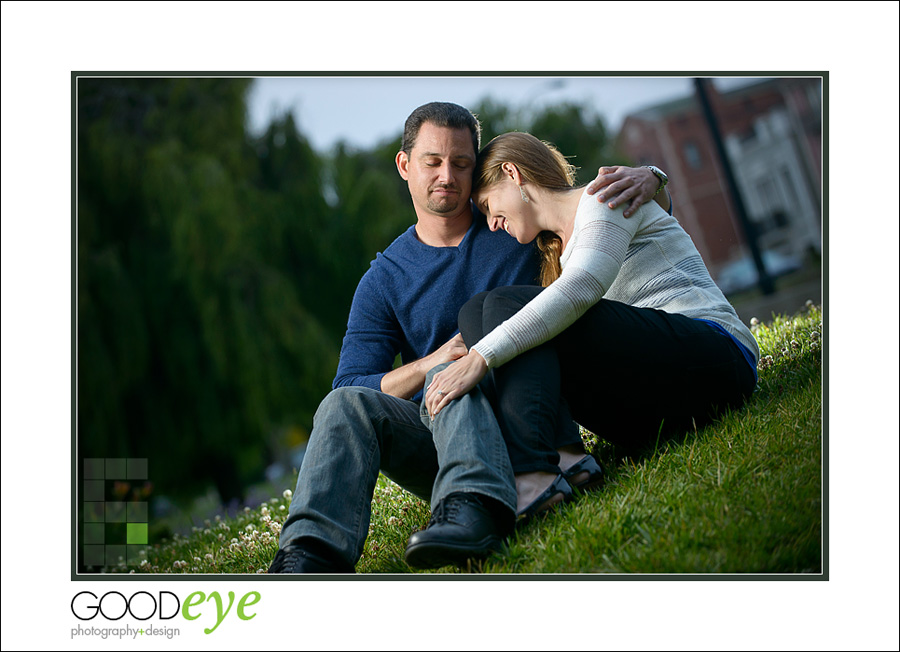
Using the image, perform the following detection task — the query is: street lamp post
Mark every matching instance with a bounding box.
[693,78,774,295]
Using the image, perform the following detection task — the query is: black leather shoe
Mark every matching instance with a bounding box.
[267,541,353,574]
[404,493,512,569]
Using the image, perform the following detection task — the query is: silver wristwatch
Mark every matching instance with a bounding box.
[643,165,669,197]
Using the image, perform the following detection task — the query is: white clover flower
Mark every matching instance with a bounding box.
[205,553,214,561]
[279,504,286,511]
[245,523,256,532]
[203,528,211,535]
[217,533,225,541]
[140,559,149,567]
[256,568,266,574]
[193,556,201,563]
[260,505,268,514]
[215,514,221,521]
[283,489,292,500]
[231,538,239,544]
[244,506,251,513]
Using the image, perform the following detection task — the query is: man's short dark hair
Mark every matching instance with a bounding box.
[400,102,481,155]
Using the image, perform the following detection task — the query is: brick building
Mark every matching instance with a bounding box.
[616,78,822,281]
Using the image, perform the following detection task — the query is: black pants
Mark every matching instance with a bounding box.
[459,286,757,474]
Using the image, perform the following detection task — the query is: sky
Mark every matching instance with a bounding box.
[246,75,769,151]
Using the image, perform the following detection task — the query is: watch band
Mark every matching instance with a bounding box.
[643,165,669,197]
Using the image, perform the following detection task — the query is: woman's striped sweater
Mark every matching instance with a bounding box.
[471,189,759,369]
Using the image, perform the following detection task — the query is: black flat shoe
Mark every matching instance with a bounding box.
[404,492,511,570]
[563,454,605,493]
[516,474,573,523]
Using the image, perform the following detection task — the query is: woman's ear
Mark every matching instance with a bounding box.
[501,162,522,185]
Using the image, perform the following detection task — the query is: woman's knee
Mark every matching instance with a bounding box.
[481,286,544,329]
[459,292,491,345]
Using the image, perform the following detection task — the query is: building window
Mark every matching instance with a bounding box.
[683,142,702,169]
[779,166,798,210]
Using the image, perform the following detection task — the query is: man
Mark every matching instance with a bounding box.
[268,102,668,573]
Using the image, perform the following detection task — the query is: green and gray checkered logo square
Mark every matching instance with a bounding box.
[82,458,149,569]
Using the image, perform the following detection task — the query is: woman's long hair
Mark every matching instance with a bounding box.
[474,132,577,286]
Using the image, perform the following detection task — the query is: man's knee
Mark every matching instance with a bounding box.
[423,362,453,390]
[314,386,384,429]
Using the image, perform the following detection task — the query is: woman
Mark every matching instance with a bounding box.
[425,132,759,518]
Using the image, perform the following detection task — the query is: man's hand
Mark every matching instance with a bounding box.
[586,166,667,217]
[429,333,468,366]
[380,333,467,399]
[424,350,488,419]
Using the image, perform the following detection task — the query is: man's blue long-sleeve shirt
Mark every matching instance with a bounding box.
[333,209,541,402]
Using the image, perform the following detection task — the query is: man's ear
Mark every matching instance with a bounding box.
[396,150,410,180]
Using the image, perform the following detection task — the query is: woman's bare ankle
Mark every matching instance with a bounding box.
[515,471,559,514]
[555,447,590,487]
[557,446,588,473]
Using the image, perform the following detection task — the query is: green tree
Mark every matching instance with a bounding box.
[470,97,526,145]
[78,79,336,502]
[324,137,416,323]
[529,102,616,184]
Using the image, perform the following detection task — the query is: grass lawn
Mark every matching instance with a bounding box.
[115,303,823,576]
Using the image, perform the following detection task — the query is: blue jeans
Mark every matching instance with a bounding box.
[278,364,516,570]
